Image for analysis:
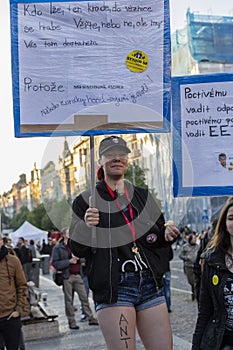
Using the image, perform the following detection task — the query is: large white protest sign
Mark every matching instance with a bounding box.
[10,0,171,137]
[172,73,233,197]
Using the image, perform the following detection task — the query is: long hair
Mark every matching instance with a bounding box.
[208,196,233,255]
[97,166,105,181]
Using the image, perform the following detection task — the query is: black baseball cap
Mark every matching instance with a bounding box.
[99,136,131,157]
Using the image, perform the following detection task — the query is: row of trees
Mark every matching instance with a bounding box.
[2,198,71,232]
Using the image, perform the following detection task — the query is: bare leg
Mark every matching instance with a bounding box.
[136,303,172,350]
[97,306,136,350]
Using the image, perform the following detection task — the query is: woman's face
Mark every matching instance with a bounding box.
[226,206,233,238]
[100,147,128,179]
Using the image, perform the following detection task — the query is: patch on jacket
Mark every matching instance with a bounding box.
[146,233,157,243]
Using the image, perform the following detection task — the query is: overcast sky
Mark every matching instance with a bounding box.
[0,0,233,193]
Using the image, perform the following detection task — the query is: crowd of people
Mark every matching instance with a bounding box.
[1,135,233,350]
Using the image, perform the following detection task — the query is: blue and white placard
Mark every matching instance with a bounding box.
[172,73,233,197]
[10,0,171,137]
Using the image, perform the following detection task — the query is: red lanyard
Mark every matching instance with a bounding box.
[104,180,136,244]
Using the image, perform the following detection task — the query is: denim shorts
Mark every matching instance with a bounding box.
[96,270,165,312]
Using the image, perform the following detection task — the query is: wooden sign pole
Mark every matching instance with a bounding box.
[90,135,97,251]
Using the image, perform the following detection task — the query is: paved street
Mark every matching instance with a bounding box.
[24,249,197,349]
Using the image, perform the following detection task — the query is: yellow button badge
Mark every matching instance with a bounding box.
[212,274,219,286]
[126,50,148,73]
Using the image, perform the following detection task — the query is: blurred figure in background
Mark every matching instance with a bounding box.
[179,233,199,301]
[193,219,218,304]
[40,239,53,256]
[35,240,42,258]
[158,246,174,313]
[14,237,32,281]
[5,238,13,250]
[28,239,36,259]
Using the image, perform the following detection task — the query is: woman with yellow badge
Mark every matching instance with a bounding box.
[192,196,233,350]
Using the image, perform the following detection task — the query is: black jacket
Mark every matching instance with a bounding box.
[192,247,230,350]
[51,238,72,280]
[69,180,171,304]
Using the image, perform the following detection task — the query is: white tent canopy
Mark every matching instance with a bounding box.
[10,221,48,245]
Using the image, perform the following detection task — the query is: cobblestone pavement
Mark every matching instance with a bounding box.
[24,249,197,349]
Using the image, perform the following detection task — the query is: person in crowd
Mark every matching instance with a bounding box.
[0,233,28,350]
[78,257,98,322]
[26,239,37,283]
[79,258,90,321]
[179,233,199,301]
[193,219,218,303]
[182,226,192,245]
[14,237,32,281]
[51,238,58,250]
[47,237,55,255]
[5,238,13,250]
[4,238,16,256]
[192,196,233,350]
[160,245,174,313]
[51,227,98,330]
[3,239,27,350]
[69,135,179,349]
[173,231,183,250]
[40,238,53,256]
[28,239,36,259]
[35,240,42,258]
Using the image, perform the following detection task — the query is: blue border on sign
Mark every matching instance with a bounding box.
[10,0,171,137]
[10,1,20,138]
[172,72,233,197]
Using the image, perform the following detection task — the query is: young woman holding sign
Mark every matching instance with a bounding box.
[69,135,179,349]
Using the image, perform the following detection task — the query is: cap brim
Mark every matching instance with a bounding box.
[100,145,131,156]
